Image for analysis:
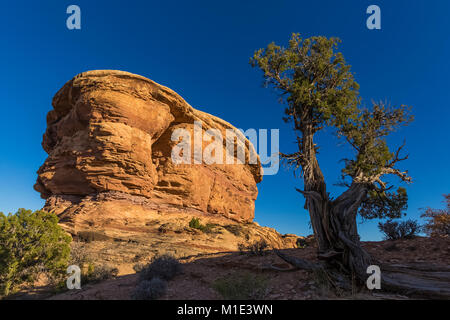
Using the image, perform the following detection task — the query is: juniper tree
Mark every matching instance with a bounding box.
[0,209,71,297]
[251,34,413,286]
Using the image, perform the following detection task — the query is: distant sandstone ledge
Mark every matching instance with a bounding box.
[35,70,263,226]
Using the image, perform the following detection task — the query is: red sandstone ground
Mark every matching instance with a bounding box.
[13,235,446,300]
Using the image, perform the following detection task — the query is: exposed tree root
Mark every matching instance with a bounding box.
[274,250,321,271]
[380,263,450,299]
[274,250,450,299]
[274,250,352,291]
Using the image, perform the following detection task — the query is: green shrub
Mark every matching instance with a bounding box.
[213,272,268,300]
[132,277,167,300]
[84,263,118,283]
[0,209,72,297]
[188,218,218,234]
[139,254,181,281]
[189,217,202,229]
[378,219,421,240]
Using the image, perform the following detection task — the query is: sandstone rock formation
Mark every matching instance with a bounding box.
[35,70,298,253]
[35,70,261,219]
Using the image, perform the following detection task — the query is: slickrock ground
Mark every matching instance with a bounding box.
[45,191,300,257]
[40,236,448,300]
[65,211,300,275]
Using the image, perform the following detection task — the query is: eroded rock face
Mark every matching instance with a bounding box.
[34,70,300,254]
[35,70,262,224]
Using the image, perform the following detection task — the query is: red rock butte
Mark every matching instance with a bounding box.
[34,70,264,231]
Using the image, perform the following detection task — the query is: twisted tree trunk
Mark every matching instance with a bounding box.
[299,124,372,283]
[302,181,372,283]
[274,121,450,298]
[280,172,450,298]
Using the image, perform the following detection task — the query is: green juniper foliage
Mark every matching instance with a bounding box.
[189,217,202,229]
[251,33,412,220]
[0,209,71,297]
[188,217,217,234]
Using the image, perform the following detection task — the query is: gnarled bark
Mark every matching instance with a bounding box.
[278,176,450,298]
[296,121,373,283]
[300,180,372,283]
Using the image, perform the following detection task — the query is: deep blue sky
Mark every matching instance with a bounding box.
[0,1,448,240]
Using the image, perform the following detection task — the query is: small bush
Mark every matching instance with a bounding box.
[189,217,202,229]
[68,241,118,285]
[238,240,269,256]
[0,209,72,297]
[188,218,217,234]
[223,224,244,237]
[197,223,218,234]
[133,255,180,300]
[421,194,450,237]
[213,272,268,300]
[133,263,146,273]
[378,219,421,240]
[69,242,89,266]
[139,255,181,281]
[384,243,399,251]
[76,231,111,242]
[84,263,118,283]
[132,277,167,300]
[296,238,307,248]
